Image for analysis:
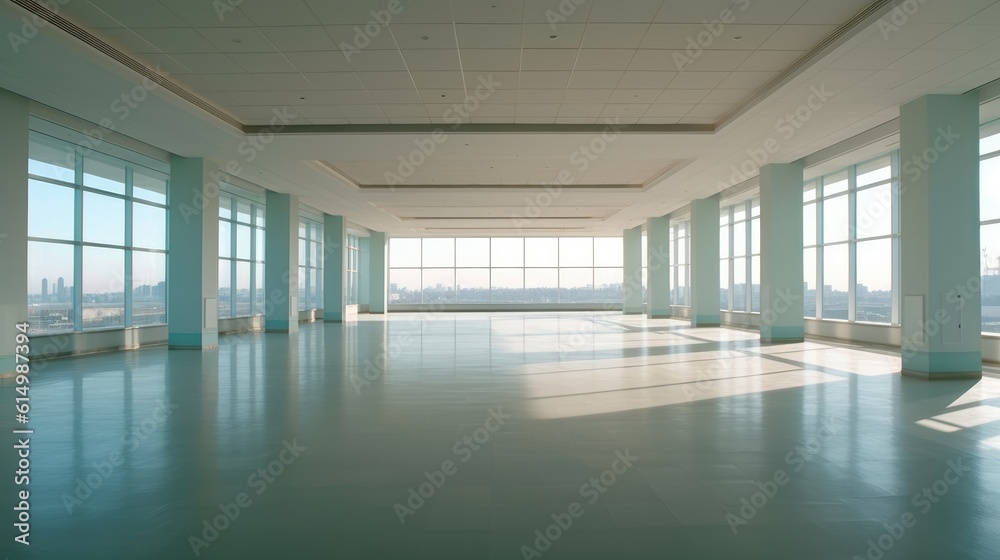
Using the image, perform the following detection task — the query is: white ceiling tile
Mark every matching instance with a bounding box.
[970,1,1000,24]
[384,0,453,23]
[701,89,752,104]
[456,24,523,48]
[391,24,459,49]
[401,49,462,71]
[197,27,278,52]
[854,70,925,89]
[858,23,951,49]
[347,117,391,124]
[389,117,433,123]
[370,89,423,104]
[201,73,268,91]
[922,24,1000,50]
[379,104,430,118]
[581,24,649,49]
[681,50,752,72]
[653,0,741,23]
[59,1,132,28]
[419,90,469,103]
[423,104,461,120]
[293,105,344,118]
[228,53,299,73]
[303,0,383,24]
[349,49,407,71]
[88,0,188,27]
[138,28,220,53]
[96,29,162,54]
[461,49,522,71]
[641,24,706,49]
[709,25,784,50]
[666,71,727,89]
[325,90,376,104]
[628,50,684,71]
[515,117,557,123]
[760,25,838,50]
[410,71,465,89]
[685,104,731,118]
[137,53,192,75]
[286,52,353,73]
[226,91,286,105]
[519,71,571,89]
[453,0,524,23]
[236,0,320,26]
[600,104,650,118]
[608,89,661,103]
[338,104,386,117]
[573,49,636,70]
[557,104,606,117]
[520,49,579,71]
[305,72,367,89]
[261,26,338,52]
[826,48,910,70]
[588,0,663,23]
[277,91,327,104]
[885,49,964,71]
[472,104,517,117]
[516,89,565,103]
[324,25,397,50]
[477,90,518,103]
[733,0,809,24]
[561,89,614,103]
[357,71,414,89]
[643,104,694,117]
[567,70,624,88]
[617,71,676,88]
[522,24,585,48]
[655,89,708,103]
[170,53,241,74]
[516,104,561,116]
[716,71,777,89]
[465,72,519,90]
[787,0,873,24]
[171,74,218,92]
[196,91,235,107]
[737,50,805,71]
[252,73,316,90]
[523,0,591,23]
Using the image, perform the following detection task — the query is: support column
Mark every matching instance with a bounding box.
[264,192,299,333]
[167,157,220,349]
[647,216,671,318]
[369,232,388,314]
[690,196,721,327]
[323,214,346,322]
[760,163,805,343]
[900,94,981,379]
[359,237,371,311]
[0,90,28,374]
[623,226,643,314]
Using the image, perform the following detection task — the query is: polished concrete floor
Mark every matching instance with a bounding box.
[3,312,1000,559]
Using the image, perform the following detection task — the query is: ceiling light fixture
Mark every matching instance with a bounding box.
[232,38,243,44]
[733,36,743,41]
[421,35,429,40]
[549,35,558,39]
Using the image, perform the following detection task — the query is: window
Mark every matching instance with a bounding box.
[27,131,168,333]
[805,153,898,324]
[720,200,759,313]
[347,234,361,305]
[670,222,691,306]
[982,129,1000,334]
[388,237,623,305]
[298,218,324,311]
[219,192,265,318]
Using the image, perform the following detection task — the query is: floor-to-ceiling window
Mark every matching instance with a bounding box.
[298,217,323,311]
[347,233,361,305]
[27,130,168,334]
[719,200,759,313]
[388,237,623,305]
[805,153,898,324]
[982,128,1000,334]
[218,191,265,318]
[670,222,691,306]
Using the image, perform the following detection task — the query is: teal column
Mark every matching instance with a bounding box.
[760,163,805,343]
[359,237,371,310]
[647,216,671,318]
[167,157,220,350]
[690,196,721,327]
[323,214,346,322]
[369,232,388,314]
[623,226,643,314]
[900,94,981,379]
[264,192,299,333]
[0,90,28,375]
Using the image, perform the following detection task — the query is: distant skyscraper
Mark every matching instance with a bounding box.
[58,277,65,302]
[41,278,48,303]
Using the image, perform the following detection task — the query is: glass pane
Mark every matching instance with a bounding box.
[751,256,760,313]
[594,238,624,267]
[299,221,307,239]
[720,226,729,259]
[219,195,231,219]
[299,239,307,266]
[83,192,125,246]
[389,269,421,303]
[524,238,558,267]
[524,268,558,303]
[751,200,760,218]
[750,218,760,255]
[218,260,231,318]
[27,241,75,333]
[982,223,1000,333]
[254,263,264,315]
[132,251,166,325]
[822,244,849,320]
[641,233,648,268]
[133,168,167,204]
[982,132,1000,156]
[733,221,746,257]
[804,248,817,318]
[219,221,231,258]
[734,205,746,222]
[856,239,892,324]
[674,265,688,306]
[235,261,251,316]
[823,170,848,196]
[823,194,849,244]
[559,268,593,303]
[256,206,266,228]
[82,246,125,329]
[733,257,746,312]
[390,238,421,268]
[676,232,688,265]
[236,201,252,223]
[422,238,455,268]
[594,268,622,303]
[312,268,322,308]
[857,156,892,187]
[720,259,729,310]
[83,155,126,195]
[804,203,817,247]
[132,203,166,250]
[455,238,490,267]
[491,238,524,267]
[559,238,594,267]
[422,269,455,303]
[803,181,817,203]
[456,268,490,303]
[28,180,75,241]
[856,184,892,239]
[255,228,265,262]
[490,268,524,303]
[236,224,251,260]
[981,156,1000,222]
[29,135,75,183]
[298,267,306,311]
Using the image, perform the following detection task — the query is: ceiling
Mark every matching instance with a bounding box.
[2,0,1000,235]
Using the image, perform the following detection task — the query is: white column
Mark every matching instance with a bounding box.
[369,232,388,314]
[0,89,28,374]
[323,214,346,322]
[623,226,643,314]
[647,216,671,318]
[759,163,805,343]
[690,196,721,327]
[264,192,299,333]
